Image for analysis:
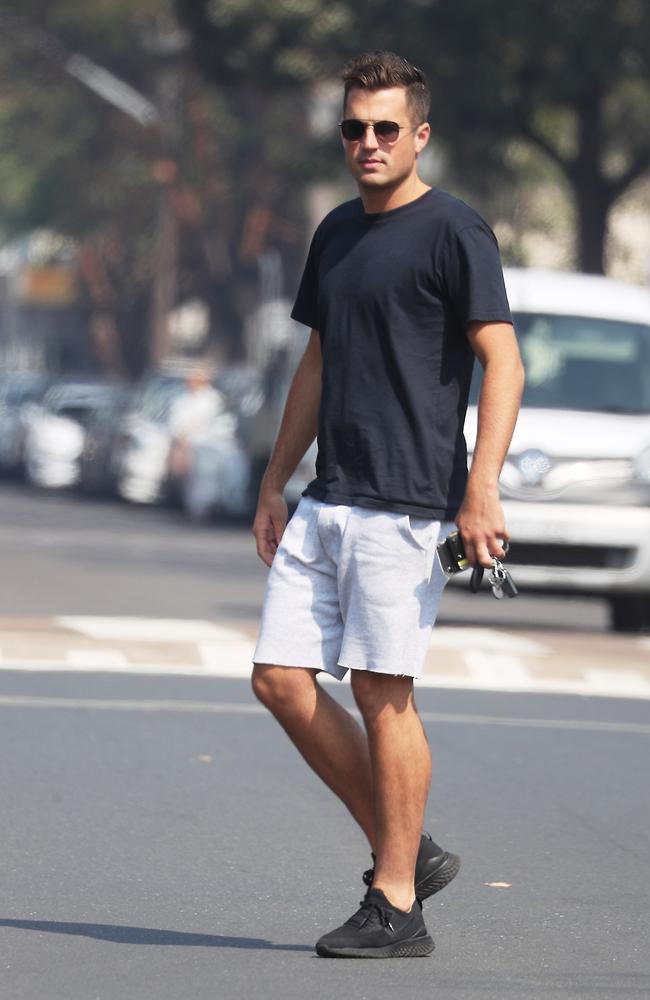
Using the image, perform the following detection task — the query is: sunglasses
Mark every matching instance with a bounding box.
[339,119,416,143]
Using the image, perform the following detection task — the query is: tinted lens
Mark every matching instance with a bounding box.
[339,120,401,142]
[373,121,400,141]
[340,119,367,141]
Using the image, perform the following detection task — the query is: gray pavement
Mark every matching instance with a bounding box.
[1,673,649,1000]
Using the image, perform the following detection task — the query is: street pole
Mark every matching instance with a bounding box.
[0,7,189,368]
[141,24,189,367]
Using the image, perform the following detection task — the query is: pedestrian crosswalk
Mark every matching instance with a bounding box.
[0,616,648,700]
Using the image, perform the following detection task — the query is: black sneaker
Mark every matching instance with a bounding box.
[316,888,435,959]
[362,832,461,901]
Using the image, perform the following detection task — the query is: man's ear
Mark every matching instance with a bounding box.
[414,122,431,154]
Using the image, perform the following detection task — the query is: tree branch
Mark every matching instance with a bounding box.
[519,124,569,172]
[609,150,650,200]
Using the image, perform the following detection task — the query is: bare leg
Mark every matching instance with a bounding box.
[252,663,377,848]
[351,671,431,912]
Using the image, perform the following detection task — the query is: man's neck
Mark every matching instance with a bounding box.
[359,176,431,215]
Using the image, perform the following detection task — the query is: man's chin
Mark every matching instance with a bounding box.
[357,173,390,187]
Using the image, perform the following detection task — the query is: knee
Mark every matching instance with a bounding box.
[350,670,413,724]
[251,663,316,712]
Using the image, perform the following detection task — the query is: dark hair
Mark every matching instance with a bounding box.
[341,51,430,125]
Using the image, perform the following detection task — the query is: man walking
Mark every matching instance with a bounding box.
[251,51,524,958]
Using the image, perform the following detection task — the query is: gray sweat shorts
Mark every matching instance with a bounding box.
[253,495,455,680]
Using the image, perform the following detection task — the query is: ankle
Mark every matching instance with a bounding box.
[371,881,416,913]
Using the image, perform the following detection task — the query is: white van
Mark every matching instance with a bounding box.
[464,267,650,632]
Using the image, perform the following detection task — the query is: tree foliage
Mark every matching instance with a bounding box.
[0,0,329,370]
[0,0,170,372]
[414,0,650,272]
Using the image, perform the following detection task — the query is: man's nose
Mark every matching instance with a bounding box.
[360,124,379,149]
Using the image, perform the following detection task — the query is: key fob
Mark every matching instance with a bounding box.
[488,557,519,600]
[501,569,519,598]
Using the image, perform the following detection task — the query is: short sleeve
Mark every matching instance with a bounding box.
[291,233,320,330]
[442,223,512,330]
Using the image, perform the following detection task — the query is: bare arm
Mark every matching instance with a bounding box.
[456,321,525,568]
[252,329,322,566]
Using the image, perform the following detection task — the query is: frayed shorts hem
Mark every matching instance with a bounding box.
[252,655,420,682]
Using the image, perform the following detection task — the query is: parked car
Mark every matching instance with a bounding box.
[23,379,128,490]
[0,373,51,476]
[77,384,135,497]
[214,364,265,426]
[114,373,187,505]
[464,267,650,632]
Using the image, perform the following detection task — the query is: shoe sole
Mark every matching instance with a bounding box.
[416,851,461,901]
[316,934,435,959]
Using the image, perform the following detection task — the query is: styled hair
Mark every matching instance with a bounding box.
[341,51,430,125]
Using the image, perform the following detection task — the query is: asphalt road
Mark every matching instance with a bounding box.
[2,674,649,1000]
[0,482,610,630]
[1,483,648,999]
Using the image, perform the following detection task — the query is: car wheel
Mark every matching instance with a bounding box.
[610,594,650,633]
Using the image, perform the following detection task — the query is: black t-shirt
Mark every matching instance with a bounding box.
[291,187,512,519]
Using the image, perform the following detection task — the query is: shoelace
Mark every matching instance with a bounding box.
[354,899,395,933]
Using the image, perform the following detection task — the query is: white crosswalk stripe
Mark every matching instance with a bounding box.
[0,617,648,700]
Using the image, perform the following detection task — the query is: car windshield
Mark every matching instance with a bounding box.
[469,313,650,414]
[4,380,48,406]
[44,385,114,412]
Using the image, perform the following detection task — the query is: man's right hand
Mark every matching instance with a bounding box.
[252,488,289,567]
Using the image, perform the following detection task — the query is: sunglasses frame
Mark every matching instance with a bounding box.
[338,119,414,143]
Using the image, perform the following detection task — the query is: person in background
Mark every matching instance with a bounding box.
[167,367,221,481]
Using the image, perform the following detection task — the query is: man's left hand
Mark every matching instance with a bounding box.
[455,488,509,569]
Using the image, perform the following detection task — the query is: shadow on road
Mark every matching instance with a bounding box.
[0,918,313,952]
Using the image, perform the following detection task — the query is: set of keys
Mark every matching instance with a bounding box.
[487,556,519,599]
[470,543,519,600]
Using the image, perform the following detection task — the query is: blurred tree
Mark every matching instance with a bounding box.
[408,0,650,274]
[0,1,173,373]
[172,0,351,349]
[0,0,317,371]
[177,0,650,275]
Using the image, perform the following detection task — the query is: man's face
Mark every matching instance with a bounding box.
[342,86,430,192]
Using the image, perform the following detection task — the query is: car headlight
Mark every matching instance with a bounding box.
[634,445,650,484]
